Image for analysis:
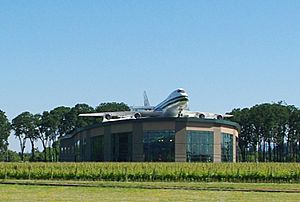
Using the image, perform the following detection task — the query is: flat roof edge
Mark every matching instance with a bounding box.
[60,117,240,140]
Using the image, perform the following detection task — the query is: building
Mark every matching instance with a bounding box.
[60,117,240,162]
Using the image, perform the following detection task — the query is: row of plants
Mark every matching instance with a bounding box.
[1,163,300,183]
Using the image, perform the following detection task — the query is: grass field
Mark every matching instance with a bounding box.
[1,180,300,201]
[1,163,300,201]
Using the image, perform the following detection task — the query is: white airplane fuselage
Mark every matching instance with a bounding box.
[152,88,189,117]
[79,88,231,121]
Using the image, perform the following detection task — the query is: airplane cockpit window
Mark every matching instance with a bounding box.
[177,89,185,93]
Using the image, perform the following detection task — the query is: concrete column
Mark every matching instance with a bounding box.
[132,122,144,162]
[233,131,238,162]
[213,127,221,162]
[104,125,112,161]
[175,120,187,162]
[86,130,91,161]
[175,128,186,162]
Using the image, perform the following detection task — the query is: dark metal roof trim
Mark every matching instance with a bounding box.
[60,117,240,140]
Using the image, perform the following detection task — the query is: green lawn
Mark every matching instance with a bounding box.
[1,181,300,201]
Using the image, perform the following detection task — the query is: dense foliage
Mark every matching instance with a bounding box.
[0,110,10,159]
[2,101,300,162]
[1,162,300,183]
[8,102,129,162]
[229,103,300,162]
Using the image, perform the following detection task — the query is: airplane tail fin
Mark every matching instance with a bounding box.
[143,91,150,107]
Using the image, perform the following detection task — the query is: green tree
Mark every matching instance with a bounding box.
[47,106,70,161]
[287,106,300,161]
[63,103,95,134]
[0,150,21,162]
[12,112,46,161]
[0,110,10,158]
[229,108,254,162]
[11,112,31,161]
[26,113,40,161]
[231,102,299,162]
[37,111,52,161]
[251,103,280,162]
[271,103,289,162]
[95,102,130,112]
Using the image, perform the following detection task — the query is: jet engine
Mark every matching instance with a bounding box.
[104,114,112,120]
[134,112,142,119]
[199,114,205,119]
[217,115,223,120]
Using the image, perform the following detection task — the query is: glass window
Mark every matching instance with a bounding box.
[112,133,132,162]
[82,138,87,161]
[143,130,175,162]
[91,135,104,161]
[75,140,81,161]
[221,133,233,162]
[186,131,214,162]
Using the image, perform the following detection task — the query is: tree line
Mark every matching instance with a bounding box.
[0,102,129,162]
[229,102,300,162]
[1,102,300,162]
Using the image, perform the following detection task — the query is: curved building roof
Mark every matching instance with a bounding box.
[60,117,240,140]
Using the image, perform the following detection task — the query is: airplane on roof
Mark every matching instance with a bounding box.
[79,88,233,122]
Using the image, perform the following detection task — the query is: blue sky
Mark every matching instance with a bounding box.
[1,1,300,151]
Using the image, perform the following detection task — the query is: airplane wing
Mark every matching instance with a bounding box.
[182,111,233,119]
[130,106,155,111]
[79,111,137,119]
[79,110,163,121]
[79,112,135,117]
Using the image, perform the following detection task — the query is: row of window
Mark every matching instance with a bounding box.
[61,146,74,154]
[221,133,233,162]
[186,131,214,162]
[144,130,175,162]
[61,131,234,162]
[91,136,104,161]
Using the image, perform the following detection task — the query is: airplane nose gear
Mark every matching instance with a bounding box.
[178,108,183,117]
